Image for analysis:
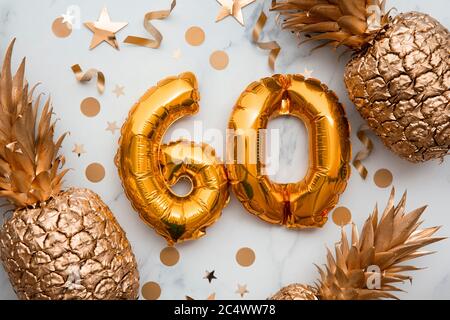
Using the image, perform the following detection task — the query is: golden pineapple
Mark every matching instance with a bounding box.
[272,0,449,163]
[270,188,444,300]
[0,40,139,300]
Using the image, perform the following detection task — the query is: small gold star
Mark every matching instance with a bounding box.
[84,7,128,50]
[106,121,120,134]
[72,144,86,157]
[302,67,313,78]
[172,48,182,60]
[236,284,249,298]
[203,270,217,283]
[185,293,216,300]
[112,84,125,97]
[216,0,256,26]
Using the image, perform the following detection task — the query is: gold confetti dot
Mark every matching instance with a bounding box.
[142,282,161,300]
[85,163,105,183]
[374,168,393,188]
[80,97,100,117]
[52,17,72,38]
[160,247,180,266]
[236,247,255,267]
[332,207,352,226]
[185,26,205,46]
[210,50,229,70]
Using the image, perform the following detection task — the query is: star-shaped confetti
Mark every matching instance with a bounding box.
[172,48,182,60]
[61,12,75,26]
[72,144,86,157]
[236,284,249,298]
[186,293,216,300]
[112,84,125,97]
[84,7,128,50]
[203,270,217,283]
[216,0,256,26]
[106,121,120,134]
[302,67,313,78]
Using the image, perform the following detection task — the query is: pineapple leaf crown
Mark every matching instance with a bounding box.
[0,39,68,208]
[316,188,445,300]
[271,0,392,50]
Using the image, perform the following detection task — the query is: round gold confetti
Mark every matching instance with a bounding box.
[160,247,180,266]
[236,247,255,267]
[141,282,161,300]
[85,163,105,183]
[210,50,229,70]
[80,97,100,117]
[374,168,393,188]
[52,17,72,38]
[332,207,352,226]
[185,26,205,46]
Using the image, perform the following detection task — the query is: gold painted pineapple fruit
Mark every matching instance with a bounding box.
[270,189,444,300]
[272,0,449,162]
[0,40,139,300]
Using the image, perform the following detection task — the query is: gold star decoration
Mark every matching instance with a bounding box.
[216,0,256,26]
[186,293,216,300]
[203,270,217,283]
[72,144,86,157]
[172,48,182,60]
[302,67,313,78]
[112,84,125,97]
[236,284,249,298]
[84,7,128,50]
[106,121,120,135]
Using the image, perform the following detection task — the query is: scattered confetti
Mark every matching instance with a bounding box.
[106,121,120,135]
[84,7,128,50]
[52,17,72,38]
[71,64,105,94]
[302,67,313,78]
[216,0,256,26]
[160,247,180,266]
[204,270,217,283]
[172,48,182,59]
[210,50,229,70]
[236,284,249,298]
[80,97,101,117]
[186,293,216,300]
[332,207,352,226]
[72,144,86,157]
[124,0,176,49]
[112,85,125,97]
[142,282,161,300]
[236,247,255,267]
[85,163,106,183]
[185,26,205,46]
[374,169,393,188]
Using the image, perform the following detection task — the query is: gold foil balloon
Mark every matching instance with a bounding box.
[227,74,351,228]
[116,72,229,245]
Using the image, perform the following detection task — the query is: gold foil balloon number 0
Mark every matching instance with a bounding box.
[117,73,351,245]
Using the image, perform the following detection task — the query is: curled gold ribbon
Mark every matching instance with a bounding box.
[71,64,105,94]
[124,0,176,49]
[252,11,281,71]
[353,124,374,180]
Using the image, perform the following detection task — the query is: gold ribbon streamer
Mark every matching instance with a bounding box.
[353,124,374,180]
[252,11,281,71]
[71,64,105,94]
[124,0,176,49]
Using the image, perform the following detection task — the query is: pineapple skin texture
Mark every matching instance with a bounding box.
[344,12,449,163]
[0,188,139,300]
[270,284,318,300]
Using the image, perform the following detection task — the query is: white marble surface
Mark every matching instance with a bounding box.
[0,0,449,300]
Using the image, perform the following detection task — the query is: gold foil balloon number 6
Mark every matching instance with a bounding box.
[227,74,351,228]
[116,72,229,245]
